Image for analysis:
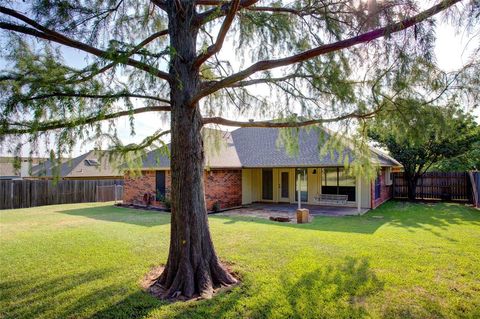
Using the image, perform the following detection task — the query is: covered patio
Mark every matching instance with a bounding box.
[218,203,369,223]
[241,166,375,211]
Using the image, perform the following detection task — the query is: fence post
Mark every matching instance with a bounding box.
[469,171,479,208]
[114,185,118,204]
[10,182,14,209]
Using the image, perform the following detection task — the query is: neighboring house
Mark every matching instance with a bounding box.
[124,128,401,211]
[0,156,48,180]
[31,150,122,180]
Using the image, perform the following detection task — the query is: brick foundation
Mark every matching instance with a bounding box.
[123,169,241,211]
[371,167,392,209]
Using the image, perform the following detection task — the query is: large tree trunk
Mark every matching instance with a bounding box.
[155,1,236,299]
[406,173,419,201]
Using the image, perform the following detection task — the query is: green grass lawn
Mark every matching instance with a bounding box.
[1,201,479,319]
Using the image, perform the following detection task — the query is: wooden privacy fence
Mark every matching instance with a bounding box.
[0,179,123,210]
[471,171,480,208]
[96,184,124,203]
[392,172,472,202]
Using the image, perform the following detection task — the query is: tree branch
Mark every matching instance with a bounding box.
[223,73,364,88]
[245,6,303,14]
[196,0,229,5]
[194,0,240,68]
[196,0,259,25]
[193,0,462,104]
[0,6,170,81]
[73,28,169,83]
[106,129,171,153]
[3,105,171,135]
[23,92,170,104]
[203,110,380,127]
[151,0,168,11]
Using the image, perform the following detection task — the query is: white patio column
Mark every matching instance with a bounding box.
[357,175,361,213]
[297,171,301,209]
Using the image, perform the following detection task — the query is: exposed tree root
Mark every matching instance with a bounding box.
[143,260,239,302]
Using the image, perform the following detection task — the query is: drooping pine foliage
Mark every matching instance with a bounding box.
[0,0,478,176]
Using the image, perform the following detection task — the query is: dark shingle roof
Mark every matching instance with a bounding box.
[139,147,171,168]
[31,150,122,178]
[137,129,241,169]
[231,127,338,167]
[31,153,89,177]
[231,127,399,167]
[135,127,399,169]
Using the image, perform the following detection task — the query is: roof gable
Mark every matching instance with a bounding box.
[31,150,122,177]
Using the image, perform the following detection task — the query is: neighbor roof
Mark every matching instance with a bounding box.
[136,127,400,169]
[31,150,122,178]
[0,156,47,177]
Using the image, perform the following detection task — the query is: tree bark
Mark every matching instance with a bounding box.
[406,173,419,201]
[155,1,236,299]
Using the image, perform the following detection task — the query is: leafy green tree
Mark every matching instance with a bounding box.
[368,100,479,200]
[0,0,478,298]
[433,136,480,172]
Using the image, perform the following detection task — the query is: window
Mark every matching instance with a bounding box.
[338,169,356,201]
[322,168,356,201]
[295,168,308,202]
[281,172,289,198]
[262,169,273,200]
[84,159,100,166]
[156,171,166,201]
[374,174,381,200]
[384,167,393,185]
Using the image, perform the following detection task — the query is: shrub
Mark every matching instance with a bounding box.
[212,201,221,213]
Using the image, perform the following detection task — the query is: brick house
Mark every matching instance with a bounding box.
[123,127,400,211]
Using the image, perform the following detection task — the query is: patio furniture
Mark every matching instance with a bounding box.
[314,194,348,205]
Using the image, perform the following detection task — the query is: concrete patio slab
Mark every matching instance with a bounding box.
[218,203,369,224]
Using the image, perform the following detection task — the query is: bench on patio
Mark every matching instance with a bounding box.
[314,194,348,205]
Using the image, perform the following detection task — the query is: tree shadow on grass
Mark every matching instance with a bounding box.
[90,286,246,319]
[383,201,480,241]
[1,256,383,319]
[91,257,383,319]
[278,256,384,319]
[212,201,480,238]
[210,214,386,234]
[0,266,168,319]
[57,205,171,227]
[0,268,128,319]
[88,290,163,319]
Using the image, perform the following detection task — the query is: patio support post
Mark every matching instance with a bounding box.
[357,176,361,213]
[297,172,301,209]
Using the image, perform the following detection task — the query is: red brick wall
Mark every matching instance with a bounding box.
[371,167,392,209]
[123,169,242,211]
[204,169,242,210]
[124,170,171,207]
